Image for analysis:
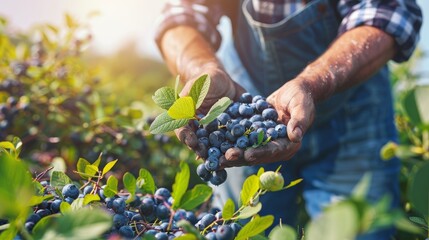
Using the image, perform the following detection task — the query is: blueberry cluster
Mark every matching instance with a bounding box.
[0,96,30,139]
[196,93,287,185]
[17,182,241,240]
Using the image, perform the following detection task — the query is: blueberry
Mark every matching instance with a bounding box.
[196,128,208,138]
[262,108,278,121]
[25,222,35,232]
[200,213,216,228]
[155,188,171,201]
[197,163,211,182]
[236,136,249,149]
[131,213,143,222]
[239,119,252,129]
[238,92,253,103]
[217,113,231,126]
[230,222,242,236]
[216,225,235,240]
[159,222,170,231]
[105,197,114,209]
[238,104,253,117]
[255,99,269,112]
[186,211,198,224]
[26,213,41,224]
[145,229,158,236]
[220,141,233,153]
[124,210,135,219]
[225,119,239,131]
[275,124,287,138]
[155,232,169,240]
[198,137,210,148]
[113,214,128,229]
[210,169,227,186]
[205,156,219,171]
[264,120,277,129]
[227,102,240,118]
[205,232,217,240]
[250,121,265,131]
[209,131,225,148]
[252,95,264,103]
[173,209,187,221]
[50,199,62,213]
[64,197,74,204]
[112,197,126,214]
[208,147,221,158]
[118,225,135,238]
[156,204,170,220]
[139,197,155,216]
[225,131,237,142]
[38,200,49,209]
[36,209,51,218]
[266,128,278,140]
[83,185,93,195]
[231,124,245,137]
[62,184,80,199]
[129,195,142,208]
[205,120,219,133]
[215,211,222,220]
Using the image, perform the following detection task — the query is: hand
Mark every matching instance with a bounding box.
[219,78,314,167]
[174,67,246,157]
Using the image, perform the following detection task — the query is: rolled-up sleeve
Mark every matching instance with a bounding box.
[338,0,423,62]
[155,0,225,51]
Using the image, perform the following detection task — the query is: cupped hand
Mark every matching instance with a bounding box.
[220,78,315,167]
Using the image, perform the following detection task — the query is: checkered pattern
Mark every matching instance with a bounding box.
[155,0,422,62]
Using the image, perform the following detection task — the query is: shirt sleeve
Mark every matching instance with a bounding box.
[337,0,423,62]
[154,0,225,52]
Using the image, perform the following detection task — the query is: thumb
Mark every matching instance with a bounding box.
[287,104,314,143]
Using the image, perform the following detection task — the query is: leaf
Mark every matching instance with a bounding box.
[0,224,17,240]
[352,173,371,199]
[172,162,190,209]
[65,13,77,29]
[240,175,260,206]
[199,97,232,125]
[402,89,422,126]
[237,203,262,219]
[60,202,71,213]
[149,112,189,134]
[306,201,359,240]
[85,165,98,177]
[268,225,297,240]
[257,130,264,145]
[409,216,427,227]
[0,141,15,150]
[29,195,54,206]
[177,220,205,240]
[236,215,274,240]
[167,96,196,120]
[83,194,100,205]
[102,159,118,176]
[137,168,156,194]
[123,172,137,195]
[257,167,265,177]
[104,175,118,198]
[284,178,303,189]
[175,75,180,100]
[408,161,429,217]
[93,153,102,168]
[32,208,112,240]
[153,87,177,110]
[71,198,84,210]
[179,184,212,210]
[50,171,72,188]
[76,158,90,179]
[189,74,210,109]
[222,199,235,220]
[175,233,198,240]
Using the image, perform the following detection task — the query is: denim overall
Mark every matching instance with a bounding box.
[215,0,400,238]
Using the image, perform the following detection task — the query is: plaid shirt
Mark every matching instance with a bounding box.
[155,0,422,63]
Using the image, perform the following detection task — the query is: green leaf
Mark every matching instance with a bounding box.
[237,203,262,219]
[149,112,189,134]
[177,220,205,240]
[240,175,260,206]
[179,184,212,210]
[172,162,190,209]
[83,194,100,205]
[0,224,17,240]
[65,13,77,29]
[123,172,137,195]
[236,215,274,240]
[50,171,72,188]
[0,141,14,150]
[60,202,71,213]
[104,175,118,198]
[189,74,210,109]
[29,195,54,206]
[175,233,199,240]
[414,85,429,124]
[284,178,303,189]
[222,198,235,220]
[175,75,180,100]
[33,208,112,240]
[257,167,265,177]
[167,96,196,120]
[409,216,427,228]
[153,87,177,110]
[402,89,422,126]
[76,158,90,179]
[71,198,84,210]
[352,173,371,199]
[93,153,102,168]
[137,168,156,194]
[199,97,232,125]
[102,159,118,176]
[85,164,98,177]
[306,201,359,240]
[268,225,297,240]
[257,130,264,145]
[408,161,429,217]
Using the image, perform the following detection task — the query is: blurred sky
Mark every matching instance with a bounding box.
[0,0,428,70]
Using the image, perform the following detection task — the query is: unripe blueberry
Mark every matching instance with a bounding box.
[259,171,284,191]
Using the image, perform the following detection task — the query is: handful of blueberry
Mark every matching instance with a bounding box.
[195,93,287,186]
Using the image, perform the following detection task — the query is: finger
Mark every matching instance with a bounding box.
[219,147,246,168]
[174,125,198,149]
[244,138,301,165]
[287,101,313,143]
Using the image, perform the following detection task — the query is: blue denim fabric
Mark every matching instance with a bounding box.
[213,0,401,239]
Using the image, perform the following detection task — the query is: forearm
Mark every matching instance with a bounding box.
[160,26,222,81]
[297,26,396,102]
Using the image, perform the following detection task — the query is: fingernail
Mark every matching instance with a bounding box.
[293,127,303,142]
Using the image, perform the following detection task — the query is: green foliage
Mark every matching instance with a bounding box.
[172,161,190,209]
[408,161,429,217]
[179,184,212,210]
